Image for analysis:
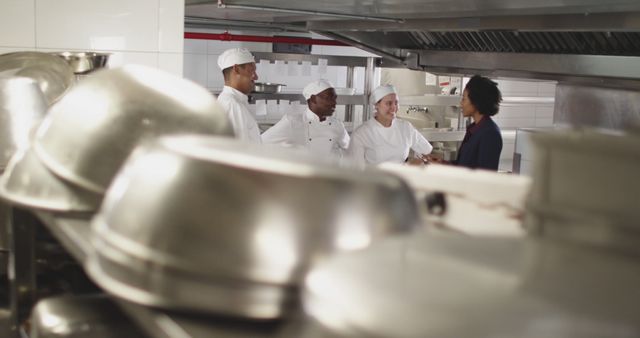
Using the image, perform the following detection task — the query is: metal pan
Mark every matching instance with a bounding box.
[87,135,420,319]
[0,148,101,212]
[33,65,234,195]
[54,51,110,74]
[253,82,285,94]
[0,51,74,105]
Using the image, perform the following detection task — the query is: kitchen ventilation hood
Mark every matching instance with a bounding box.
[186,0,640,87]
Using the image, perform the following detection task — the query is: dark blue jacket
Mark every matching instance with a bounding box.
[454,117,502,170]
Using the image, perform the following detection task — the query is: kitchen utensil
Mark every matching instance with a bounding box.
[0,77,47,170]
[54,51,110,74]
[252,82,285,94]
[30,294,144,338]
[0,149,101,212]
[0,51,74,105]
[33,64,234,195]
[87,135,420,319]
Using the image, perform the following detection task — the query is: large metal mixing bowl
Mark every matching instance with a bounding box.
[0,77,47,170]
[0,51,74,105]
[0,149,101,212]
[33,65,234,194]
[55,51,110,74]
[30,294,144,338]
[86,135,420,319]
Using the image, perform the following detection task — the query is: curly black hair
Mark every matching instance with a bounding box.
[465,75,502,116]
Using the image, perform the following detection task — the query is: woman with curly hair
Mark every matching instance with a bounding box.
[429,75,503,170]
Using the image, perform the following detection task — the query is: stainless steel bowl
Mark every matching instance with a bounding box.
[0,148,101,212]
[253,82,285,94]
[55,51,110,74]
[0,77,47,170]
[0,51,74,105]
[33,65,234,194]
[30,294,144,338]
[86,135,420,319]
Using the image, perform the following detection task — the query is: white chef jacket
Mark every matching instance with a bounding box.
[216,86,261,143]
[261,108,350,158]
[348,117,433,167]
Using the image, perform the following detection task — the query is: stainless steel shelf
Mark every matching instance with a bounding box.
[34,212,314,338]
[249,93,365,105]
[252,52,379,68]
[399,95,461,106]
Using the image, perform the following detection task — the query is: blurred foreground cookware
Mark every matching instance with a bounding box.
[0,77,47,170]
[525,129,640,255]
[0,149,100,212]
[87,135,420,319]
[32,64,233,196]
[54,52,110,74]
[30,294,144,338]
[0,51,74,105]
[303,233,640,338]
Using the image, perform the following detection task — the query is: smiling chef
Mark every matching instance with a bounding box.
[261,79,350,158]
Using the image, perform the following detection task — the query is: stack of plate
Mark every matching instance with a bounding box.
[86,135,421,319]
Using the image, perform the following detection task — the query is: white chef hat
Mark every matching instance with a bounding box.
[217,48,255,70]
[302,79,334,100]
[371,84,398,103]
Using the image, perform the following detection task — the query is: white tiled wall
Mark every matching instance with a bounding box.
[490,79,556,172]
[0,0,184,76]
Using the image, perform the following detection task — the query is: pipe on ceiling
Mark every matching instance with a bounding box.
[184,32,348,46]
[216,0,404,23]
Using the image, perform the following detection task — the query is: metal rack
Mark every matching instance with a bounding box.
[250,52,379,123]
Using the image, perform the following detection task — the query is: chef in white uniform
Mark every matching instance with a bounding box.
[216,48,261,142]
[348,84,432,167]
[261,79,350,158]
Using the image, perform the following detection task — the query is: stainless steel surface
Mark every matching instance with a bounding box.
[0,77,47,170]
[0,149,101,212]
[553,83,640,130]
[87,135,420,319]
[54,52,110,74]
[30,294,144,338]
[0,52,74,105]
[186,1,640,84]
[525,129,640,254]
[33,65,234,194]
[303,233,640,337]
[253,82,285,94]
[362,57,375,121]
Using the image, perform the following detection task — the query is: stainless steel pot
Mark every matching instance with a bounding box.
[87,135,420,319]
[0,77,47,170]
[0,51,74,105]
[55,51,110,74]
[30,294,144,338]
[33,65,234,195]
[253,82,285,94]
[0,148,101,212]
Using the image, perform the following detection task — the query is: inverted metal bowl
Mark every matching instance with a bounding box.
[33,65,234,195]
[0,77,47,170]
[30,294,144,338]
[253,82,285,94]
[0,148,101,212]
[87,135,420,319]
[0,51,74,105]
[55,51,110,74]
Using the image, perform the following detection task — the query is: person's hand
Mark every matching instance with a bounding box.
[425,155,448,165]
[406,157,425,166]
